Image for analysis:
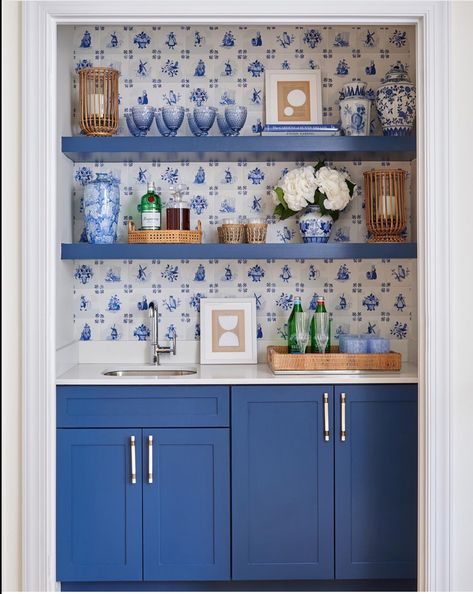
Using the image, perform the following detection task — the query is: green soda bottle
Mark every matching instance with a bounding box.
[310,296,332,353]
[138,181,162,230]
[287,296,303,354]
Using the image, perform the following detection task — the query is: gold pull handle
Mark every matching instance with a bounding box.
[130,435,136,484]
[341,393,347,442]
[148,435,153,484]
[323,393,330,441]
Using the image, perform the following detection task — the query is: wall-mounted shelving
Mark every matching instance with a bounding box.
[61,242,417,260]
[61,135,416,163]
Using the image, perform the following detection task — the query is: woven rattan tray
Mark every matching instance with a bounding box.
[267,345,401,373]
[128,220,202,244]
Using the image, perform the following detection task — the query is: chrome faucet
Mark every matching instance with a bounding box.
[148,300,177,365]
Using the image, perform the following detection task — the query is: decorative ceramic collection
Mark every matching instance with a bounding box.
[83,173,120,244]
[298,205,334,243]
[339,81,371,136]
[375,62,416,136]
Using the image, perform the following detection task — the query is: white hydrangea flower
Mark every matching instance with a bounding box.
[278,166,318,211]
[314,166,352,212]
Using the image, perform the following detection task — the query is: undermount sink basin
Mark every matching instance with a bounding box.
[103,368,197,377]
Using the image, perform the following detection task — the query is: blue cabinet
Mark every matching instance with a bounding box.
[143,429,230,581]
[232,386,334,580]
[334,384,418,580]
[57,428,143,582]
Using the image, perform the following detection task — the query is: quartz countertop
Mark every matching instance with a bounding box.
[57,362,418,385]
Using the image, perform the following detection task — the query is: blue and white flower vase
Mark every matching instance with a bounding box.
[339,81,371,136]
[298,204,334,243]
[83,173,120,244]
[376,62,416,136]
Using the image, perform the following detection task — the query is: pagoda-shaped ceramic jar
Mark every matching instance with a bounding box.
[339,81,371,136]
[376,62,416,136]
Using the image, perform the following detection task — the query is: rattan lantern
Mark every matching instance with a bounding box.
[79,67,119,136]
[363,168,407,242]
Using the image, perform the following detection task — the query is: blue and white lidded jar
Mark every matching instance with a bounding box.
[339,81,371,136]
[83,172,120,244]
[376,62,416,136]
[298,204,334,243]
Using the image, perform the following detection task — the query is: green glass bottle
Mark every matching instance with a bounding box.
[310,296,332,353]
[138,182,162,230]
[287,296,303,354]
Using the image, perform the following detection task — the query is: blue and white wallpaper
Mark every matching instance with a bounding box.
[70,24,416,350]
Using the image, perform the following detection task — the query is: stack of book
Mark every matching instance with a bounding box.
[261,123,341,136]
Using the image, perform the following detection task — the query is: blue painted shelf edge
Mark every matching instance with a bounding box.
[61,242,417,260]
[61,135,416,163]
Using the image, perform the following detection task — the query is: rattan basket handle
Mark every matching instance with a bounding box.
[196,220,202,232]
[128,220,137,232]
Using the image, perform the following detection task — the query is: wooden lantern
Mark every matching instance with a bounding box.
[363,168,407,243]
[79,67,119,136]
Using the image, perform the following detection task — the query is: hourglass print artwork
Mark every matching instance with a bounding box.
[265,69,322,125]
[200,298,257,364]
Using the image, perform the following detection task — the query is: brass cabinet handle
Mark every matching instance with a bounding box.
[323,393,330,442]
[130,435,136,484]
[148,435,153,484]
[341,393,347,442]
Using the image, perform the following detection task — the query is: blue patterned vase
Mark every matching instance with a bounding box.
[340,81,371,136]
[84,173,120,244]
[376,62,416,136]
[298,204,334,243]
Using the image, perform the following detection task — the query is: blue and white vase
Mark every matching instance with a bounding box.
[84,173,120,244]
[298,204,334,243]
[376,62,416,136]
[339,81,371,136]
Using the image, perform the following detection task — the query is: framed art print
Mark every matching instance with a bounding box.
[200,298,257,365]
[265,69,323,125]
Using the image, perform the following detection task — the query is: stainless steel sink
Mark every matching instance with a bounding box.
[103,368,197,377]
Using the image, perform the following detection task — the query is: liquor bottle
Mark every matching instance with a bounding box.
[310,296,332,353]
[139,182,162,230]
[287,296,303,354]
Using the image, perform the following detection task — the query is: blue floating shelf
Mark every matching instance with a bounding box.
[61,242,417,260]
[61,135,416,163]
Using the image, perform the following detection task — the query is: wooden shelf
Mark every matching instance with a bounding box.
[61,242,417,260]
[61,135,416,163]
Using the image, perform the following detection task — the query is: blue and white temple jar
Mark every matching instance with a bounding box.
[298,204,334,243]
[376,62,416,136]
[84,172,120,244]
[339,81,371,136]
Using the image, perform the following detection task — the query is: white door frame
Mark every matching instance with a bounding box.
[22,1,451,590]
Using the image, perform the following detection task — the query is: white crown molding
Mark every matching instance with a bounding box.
[22,1,451,591]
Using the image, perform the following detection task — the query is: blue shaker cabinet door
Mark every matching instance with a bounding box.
[143,429,230,581]
[57,429,143,582]
[232,386,334,580]
[335,384,417,580]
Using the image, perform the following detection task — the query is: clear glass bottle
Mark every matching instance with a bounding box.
[310,296,332,353]
[166,184,190,230]
[138,181,162,230]
[287,296,303,354]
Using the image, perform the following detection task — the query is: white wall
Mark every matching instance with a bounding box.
[450,1,473,591]
[1,1,22,591]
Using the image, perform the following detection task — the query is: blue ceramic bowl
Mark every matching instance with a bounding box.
[187,112,203,136]
[125,113,142,137]
[224,105,247,135]
[217,113,234,136]
[155,109,172,137]
[161,105,185,136]
[131,106,156,133]
[193,106,217,135]
[367,336,390,353]
[341,334,369,354]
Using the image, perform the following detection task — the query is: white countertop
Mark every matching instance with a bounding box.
[57,362,418,385]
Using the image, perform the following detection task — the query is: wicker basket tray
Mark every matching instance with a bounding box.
[128,220,202,244]
[267,345,401,373]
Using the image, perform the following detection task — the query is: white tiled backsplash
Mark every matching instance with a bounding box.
[70,24,416,352]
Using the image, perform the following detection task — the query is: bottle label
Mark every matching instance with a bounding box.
[141,212,161,229]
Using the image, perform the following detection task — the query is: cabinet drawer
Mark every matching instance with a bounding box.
[57,385,229,428]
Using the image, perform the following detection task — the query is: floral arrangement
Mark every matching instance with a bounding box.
[272,161,356,221]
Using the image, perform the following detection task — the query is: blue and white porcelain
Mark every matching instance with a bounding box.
[187,112,203,136]
[131,106,156,134]
[298,204,334,243]
[224,105,247,135]
[155,109,172,136]
[125,113,143,137]
[83,173,120,244]
[193,106,217,135]
[217,113,234,136]
[340,97,371,136]
[376,62,416,136]
[161,105,185,136]
[342,81,367,98]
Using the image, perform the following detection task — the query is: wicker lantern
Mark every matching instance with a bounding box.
[79,67,119,136]
[363,168,407,242]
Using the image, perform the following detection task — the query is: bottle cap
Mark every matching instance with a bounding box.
[147,181,156,192]
[169,184,188,207]
[294,296,302,303]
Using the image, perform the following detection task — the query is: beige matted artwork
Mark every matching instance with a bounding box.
[200,298,257,365]
[265,69,322,125]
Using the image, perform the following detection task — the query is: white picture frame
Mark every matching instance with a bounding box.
[265,69,323,125]
[200,298,257,365]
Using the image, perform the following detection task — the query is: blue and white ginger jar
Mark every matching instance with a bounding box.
[376,62,416,136]
[299,204,334,243]
[84,172,120,244]
[340,82,371,136]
